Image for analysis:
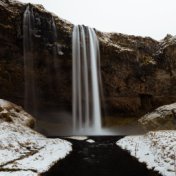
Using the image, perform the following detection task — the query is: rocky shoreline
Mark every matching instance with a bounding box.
[46,136,161,176]
[0,99,72,176]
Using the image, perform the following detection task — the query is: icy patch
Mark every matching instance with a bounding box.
[86,139,95,143]
[117,131,176,176]
[66,136,88,141]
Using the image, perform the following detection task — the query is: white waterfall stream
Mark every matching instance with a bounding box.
[72,25,102,133]
[23,5,36,115]
[23,6,58,116]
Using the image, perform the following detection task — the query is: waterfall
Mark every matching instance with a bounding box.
[23,5,59,116]
[51,17,58,44]
[72,25,102,133]
[51,16,59,86]
[23,5,37,115]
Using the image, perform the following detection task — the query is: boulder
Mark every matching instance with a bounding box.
[138,103,176,131]
[0,99,35,128]
[0,99,72,176]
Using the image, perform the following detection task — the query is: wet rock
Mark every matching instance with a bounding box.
[0,0,175,117]
[98,32,176,116]
[138,103,176,131]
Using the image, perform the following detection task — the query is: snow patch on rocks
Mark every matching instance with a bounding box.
[117,131,176,176]
[0,99,35,128]
[66,136,88,141]
[0,122,72,175]
[86,139,95,143]
[0,99,72,175]
[139,103,176,131]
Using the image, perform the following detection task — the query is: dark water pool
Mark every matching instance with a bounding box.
[44,136,161,176]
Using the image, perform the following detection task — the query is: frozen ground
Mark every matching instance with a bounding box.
[117,130,176,176]
[0,122,72,175]
[0,99,72,176]
[0,122,72,176]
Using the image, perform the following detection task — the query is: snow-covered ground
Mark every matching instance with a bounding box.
[0,99,72,176]
[0,171,39,176]
[0,122,72,175]
[117,131,176,176]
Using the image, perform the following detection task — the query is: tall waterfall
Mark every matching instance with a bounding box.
[23,5,59,116]
[51,16,59,87]
[72,25,102,133]
[23,5,36,115]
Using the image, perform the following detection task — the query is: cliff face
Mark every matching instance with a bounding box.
[0,0,175,117]
[99,33,176,116]
[0,0,73,112]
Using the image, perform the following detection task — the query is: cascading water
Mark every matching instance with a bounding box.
[23,5,59,116]
[23,5,37,115]
[72,25,102,133]
[52,16,57,66]
[23,5,103,134]
[45,16,58,94]
[51,16,59,88]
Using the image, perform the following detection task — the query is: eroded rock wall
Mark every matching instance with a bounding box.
[0,0,175,117]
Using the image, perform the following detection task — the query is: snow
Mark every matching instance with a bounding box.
[66,136,88,141]
[86,139,95,143]
[0,122,72,175]
[0,99,72,175]
[99,33,134,53]
[0,99,10,107]
[0,171,38,176]
[0,99,35,127]
[140,103,176,121]
[116,131,176,176]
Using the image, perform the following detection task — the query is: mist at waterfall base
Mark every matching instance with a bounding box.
[23,6,143,136]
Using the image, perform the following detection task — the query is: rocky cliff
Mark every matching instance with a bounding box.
[0,0,175,118]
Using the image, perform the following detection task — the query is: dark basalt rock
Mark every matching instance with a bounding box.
[0,0,175,118]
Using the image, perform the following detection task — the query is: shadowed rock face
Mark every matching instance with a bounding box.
[0,0,175,118]
[0,0,73,113]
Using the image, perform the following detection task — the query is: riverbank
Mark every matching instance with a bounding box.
[45,136,161,176]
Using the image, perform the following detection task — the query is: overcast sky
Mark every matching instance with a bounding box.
[19,0,176,40]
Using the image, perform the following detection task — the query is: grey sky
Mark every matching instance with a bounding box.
[19,0,176,40]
